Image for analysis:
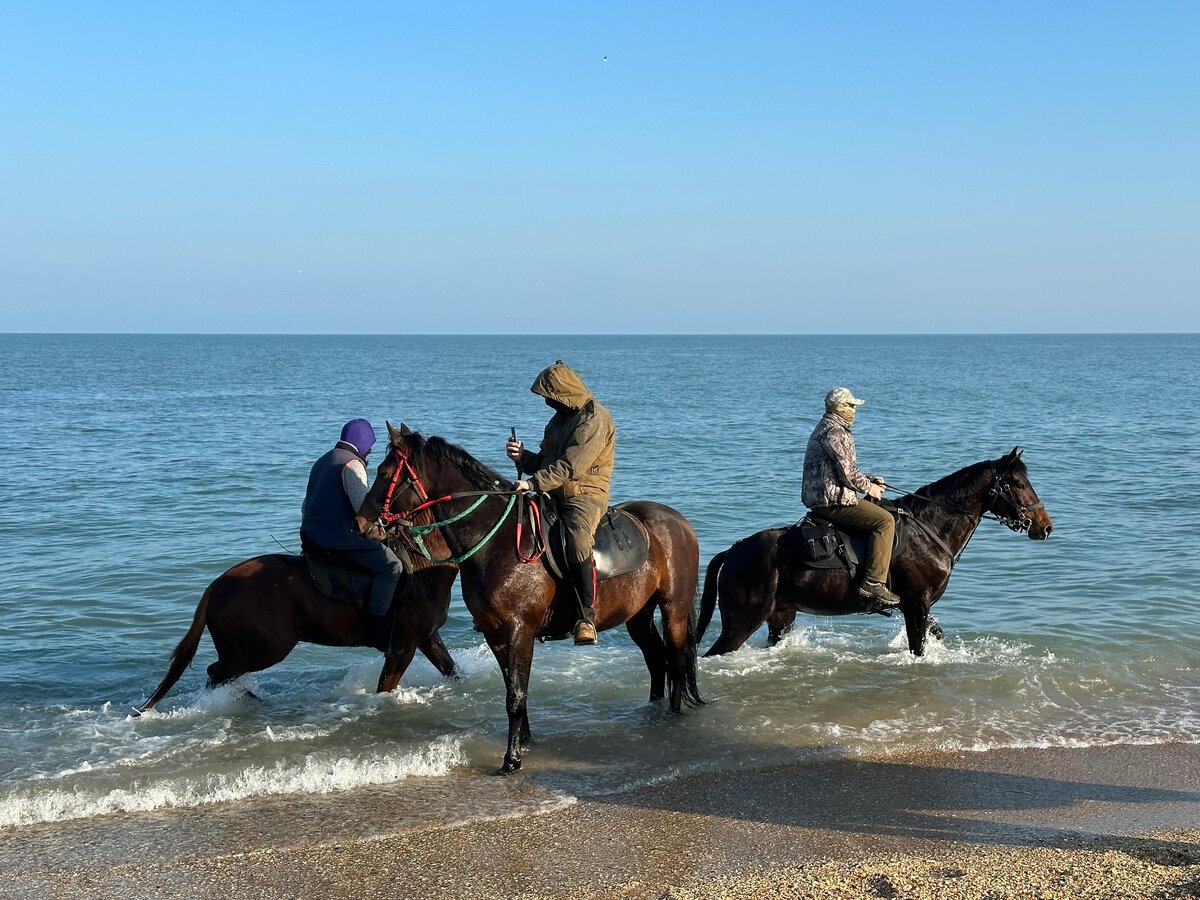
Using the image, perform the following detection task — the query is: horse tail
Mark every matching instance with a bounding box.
[136,584,211,713]
[682,606,705,706]
[695,549,727,644]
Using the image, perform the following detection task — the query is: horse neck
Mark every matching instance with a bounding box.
[903,463,993,554]
[415,452,514,568]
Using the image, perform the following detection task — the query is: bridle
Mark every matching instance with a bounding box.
[986,462,1044,534]
[373,442,443,527]
[885,459,1044,567]
[367,439,538,565]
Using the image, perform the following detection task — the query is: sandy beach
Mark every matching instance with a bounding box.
[2,742,1198,899]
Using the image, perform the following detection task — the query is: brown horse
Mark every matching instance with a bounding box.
[136,546,460,713]
[697,448,1053,658]
[362,424,704,774]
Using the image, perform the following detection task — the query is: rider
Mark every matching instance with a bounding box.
[802,387,901,609]
[300,418,407,648]
[506,361,616,646]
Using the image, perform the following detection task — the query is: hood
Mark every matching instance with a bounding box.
[530,360,593,412]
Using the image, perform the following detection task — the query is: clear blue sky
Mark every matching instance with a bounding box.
[1,2,1196,333]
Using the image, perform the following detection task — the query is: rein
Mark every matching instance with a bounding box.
[883,462,1041,567]
[374,441,539,566]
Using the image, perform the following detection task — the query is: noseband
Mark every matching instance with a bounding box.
[988,463,1044,533]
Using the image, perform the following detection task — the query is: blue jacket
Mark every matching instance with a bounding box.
[300,445,376,551]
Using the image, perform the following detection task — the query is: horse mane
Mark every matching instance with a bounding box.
[897,453,1026,515]
[411,433,514,492]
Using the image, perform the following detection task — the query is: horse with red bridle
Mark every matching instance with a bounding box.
[362,423,704,774]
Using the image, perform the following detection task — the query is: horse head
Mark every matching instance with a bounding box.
[987,447,1053,540]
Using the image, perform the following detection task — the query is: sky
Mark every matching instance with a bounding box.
[0,2,1197,333]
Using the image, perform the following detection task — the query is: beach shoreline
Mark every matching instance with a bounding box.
[3,742,1199,898]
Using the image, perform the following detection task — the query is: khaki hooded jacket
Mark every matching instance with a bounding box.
[518,362,615,503]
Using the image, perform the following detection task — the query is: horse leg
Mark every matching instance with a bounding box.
[927,616,944,641]
[902,603,931,656]
[418,631,459,679]
[376,640,418,693]
[625,607,667,702]
[205,658,259,700]
[490,629,536,775]
[767,607,797,646]
[703,566,775,657]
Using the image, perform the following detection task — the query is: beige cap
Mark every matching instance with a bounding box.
[825,387,865,409]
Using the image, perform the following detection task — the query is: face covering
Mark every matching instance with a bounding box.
[833,403,857,426]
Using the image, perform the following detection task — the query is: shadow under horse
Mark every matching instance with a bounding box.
[363,423,704,774]
[697,448,1053,657]
[137,541,460,713]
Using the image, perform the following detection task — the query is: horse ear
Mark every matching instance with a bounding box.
[386,421,404,444]
[400,423,413,436]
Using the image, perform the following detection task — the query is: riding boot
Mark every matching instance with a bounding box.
[569,556,598,646]
[365,612,392,654]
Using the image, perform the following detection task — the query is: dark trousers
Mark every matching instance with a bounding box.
[336,543,407,616]
[811,501,895,584]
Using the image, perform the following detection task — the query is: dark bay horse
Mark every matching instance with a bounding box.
[697,448,1052,658]
[137,546,460,713]
[363,423,704,774]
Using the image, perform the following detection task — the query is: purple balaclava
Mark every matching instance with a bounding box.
[339,418,376,457]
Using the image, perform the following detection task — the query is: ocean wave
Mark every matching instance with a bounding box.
[0,735,466,829]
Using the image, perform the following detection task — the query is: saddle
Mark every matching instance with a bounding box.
[302,543,374,609]
[533,498,650,583]
[783,499,909,576]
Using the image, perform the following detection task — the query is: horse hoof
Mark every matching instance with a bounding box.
[495,759,523,776]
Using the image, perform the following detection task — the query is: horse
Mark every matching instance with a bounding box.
[697,448,1053,658]
[136,546,460,713]
[361,423,704,774]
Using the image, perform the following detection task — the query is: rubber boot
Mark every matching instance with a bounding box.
[569,556,598,646]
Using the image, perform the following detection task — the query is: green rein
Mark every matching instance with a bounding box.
[404,487,516,565]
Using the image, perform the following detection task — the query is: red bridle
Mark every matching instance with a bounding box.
[376,439,545,564]
[376,444,453,526]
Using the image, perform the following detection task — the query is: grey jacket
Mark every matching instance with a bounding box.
[802,413,873,508]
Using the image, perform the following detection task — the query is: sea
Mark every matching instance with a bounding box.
[1,333,1197,842]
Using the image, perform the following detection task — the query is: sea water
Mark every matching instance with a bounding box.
[0,334,1197,832]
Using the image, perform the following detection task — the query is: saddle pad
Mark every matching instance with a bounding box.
[304,549,373,609]
[537,501,650,582]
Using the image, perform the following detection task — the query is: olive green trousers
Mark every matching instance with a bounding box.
[810,500,895,584]
[560,496,607,566]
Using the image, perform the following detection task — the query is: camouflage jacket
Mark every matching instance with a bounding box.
[802,413,873,508]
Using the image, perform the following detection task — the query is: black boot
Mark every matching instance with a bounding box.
[568,556,598,646]
[365,613,392,653]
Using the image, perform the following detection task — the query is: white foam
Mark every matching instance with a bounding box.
[0,735,466,829]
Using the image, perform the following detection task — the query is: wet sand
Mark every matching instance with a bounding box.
[2,743,1199,899]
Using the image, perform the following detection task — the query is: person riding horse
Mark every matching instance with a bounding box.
[506,361,616,646]
[300,418,407,648]
[802,387,901,609]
